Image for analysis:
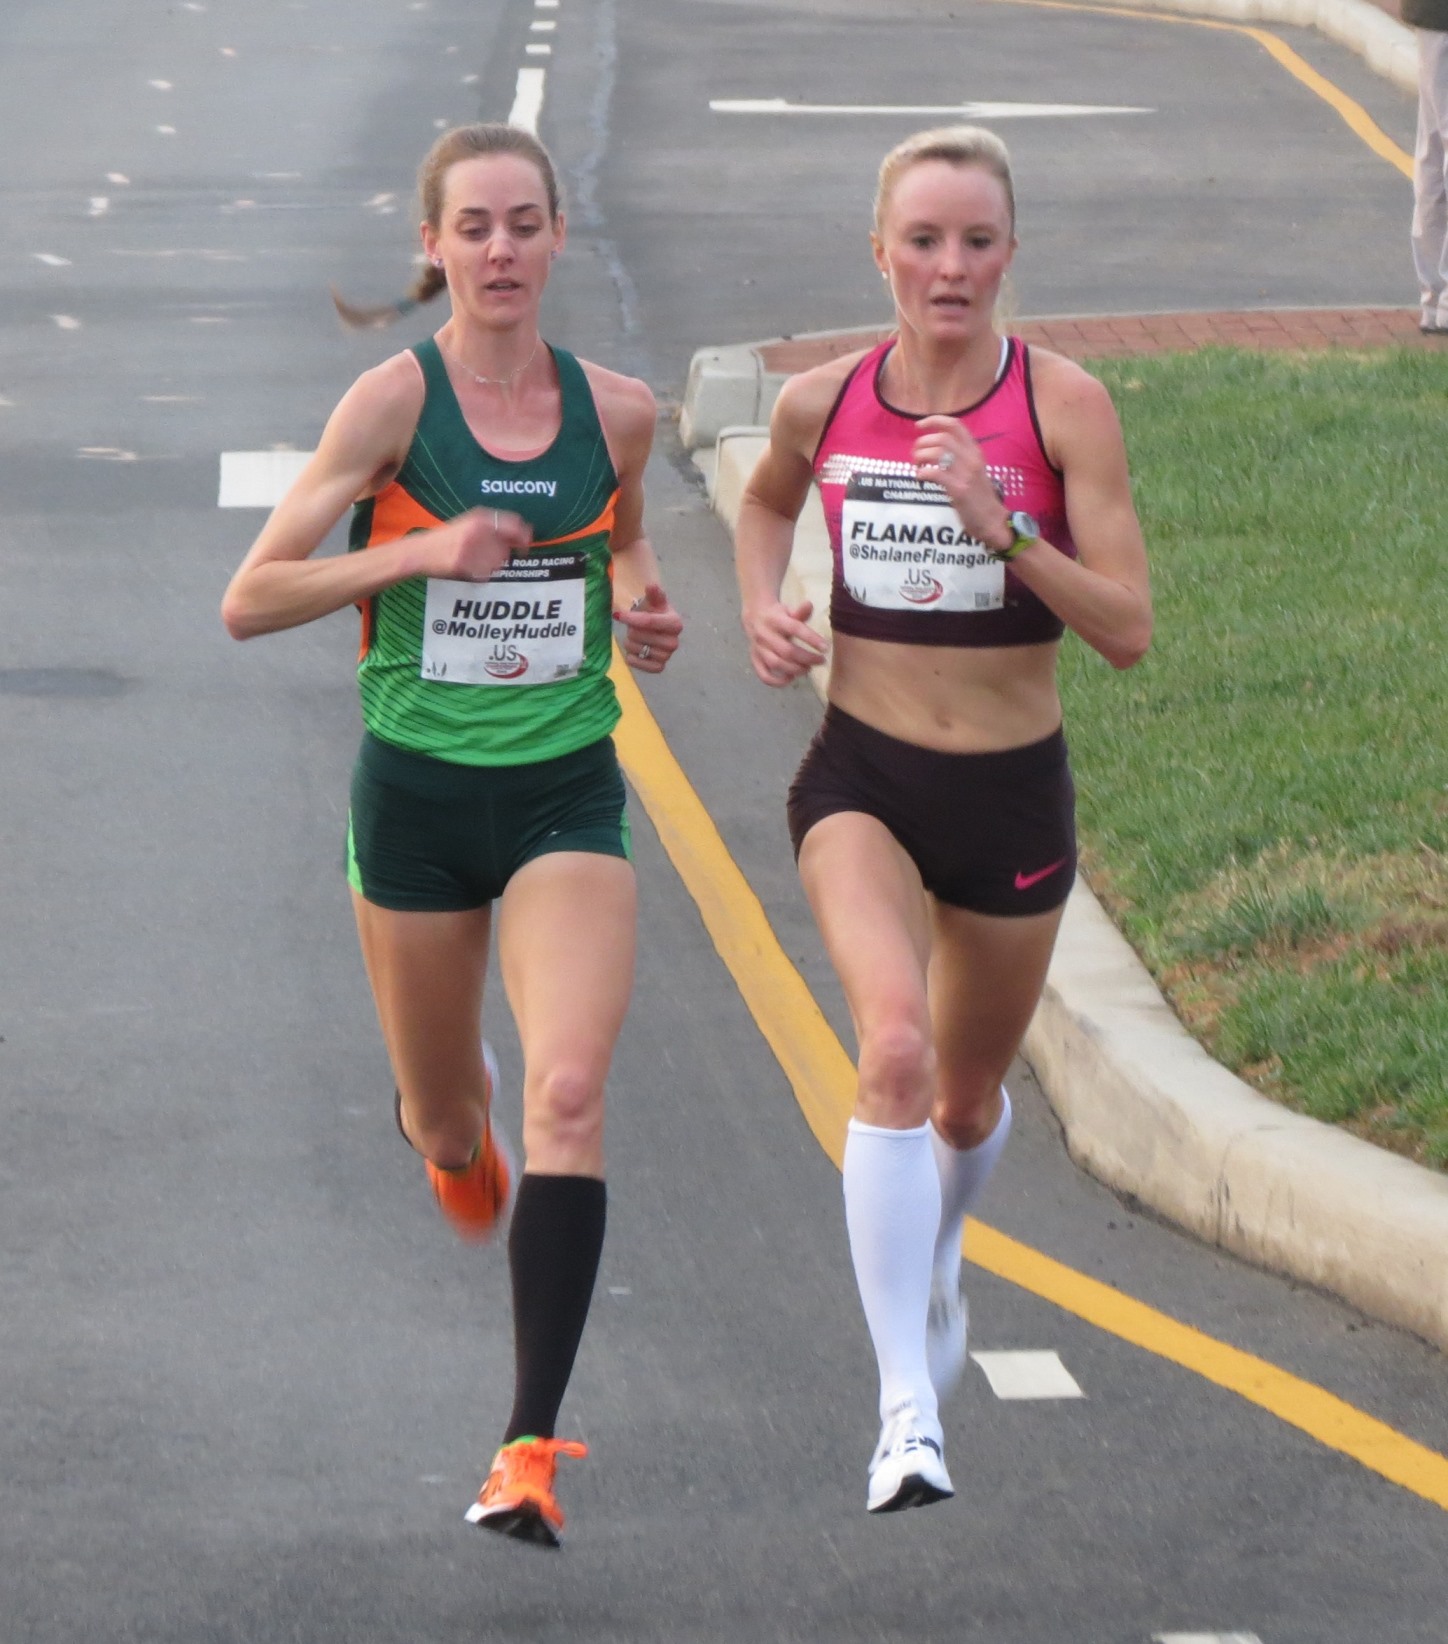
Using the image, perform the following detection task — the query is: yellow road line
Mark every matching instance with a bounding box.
[609,650,1448,1513]
[984,0,1413,177]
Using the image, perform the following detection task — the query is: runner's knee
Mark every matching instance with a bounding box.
[525,1061,606,1153]
[856,1019,935,1122]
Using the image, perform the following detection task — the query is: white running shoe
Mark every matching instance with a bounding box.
[866,1401,954,1514]
[926,1276,970,1402]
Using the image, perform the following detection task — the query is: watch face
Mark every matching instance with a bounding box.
[1010,511,1040,541]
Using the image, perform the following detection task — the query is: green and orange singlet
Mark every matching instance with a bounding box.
[348,339,621,766]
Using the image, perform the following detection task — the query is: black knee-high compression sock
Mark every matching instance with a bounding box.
[502,1174,607,1443]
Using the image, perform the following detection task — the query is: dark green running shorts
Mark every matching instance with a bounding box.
[347,731,632,912]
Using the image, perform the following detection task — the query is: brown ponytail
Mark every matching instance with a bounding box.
[330,123,562,331]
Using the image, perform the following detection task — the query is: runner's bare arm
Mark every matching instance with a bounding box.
[220,357,529,640]
[735,364,848,685]
[586,364,682,674]
[998,354,1151,670]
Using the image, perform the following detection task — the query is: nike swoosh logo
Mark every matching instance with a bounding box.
[1015,858,1067,891]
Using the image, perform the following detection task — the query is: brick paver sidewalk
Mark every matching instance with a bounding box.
[758,307,1441,373]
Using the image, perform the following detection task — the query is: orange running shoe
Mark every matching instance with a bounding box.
[465,1437,589,1548]
[424,1042,517,1241]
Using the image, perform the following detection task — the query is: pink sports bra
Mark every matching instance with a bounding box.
[812,336,1077,648]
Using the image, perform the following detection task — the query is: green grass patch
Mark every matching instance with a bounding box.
[1061,347,1448,1166]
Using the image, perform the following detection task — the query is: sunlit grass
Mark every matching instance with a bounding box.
[1061,348,1448,1165]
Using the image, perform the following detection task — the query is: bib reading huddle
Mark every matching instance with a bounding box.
[349,339,620,765]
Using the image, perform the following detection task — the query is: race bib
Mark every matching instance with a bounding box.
[840,472,1003,612]
[421,553,586,686]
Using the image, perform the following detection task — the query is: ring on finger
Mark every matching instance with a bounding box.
[937,452,955,471]
[638,643,652,661]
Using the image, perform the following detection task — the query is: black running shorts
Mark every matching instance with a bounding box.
[786,706,1075,917]
[347,731,632,912]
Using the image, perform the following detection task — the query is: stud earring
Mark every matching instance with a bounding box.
[432,257,444,269]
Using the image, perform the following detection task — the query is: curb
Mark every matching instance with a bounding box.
[695,406,1448,1356]
[1124,0,1419,93]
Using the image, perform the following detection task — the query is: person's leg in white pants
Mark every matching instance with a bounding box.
[1412,29,1448,330]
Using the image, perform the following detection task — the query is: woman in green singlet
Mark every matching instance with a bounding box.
[222,123,682,1550]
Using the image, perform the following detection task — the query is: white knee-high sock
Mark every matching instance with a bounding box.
[929,1089,1012,1294]
[843,1117,942,1424]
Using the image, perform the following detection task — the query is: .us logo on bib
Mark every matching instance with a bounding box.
[421,553,586,685]
[841,472,1003,612]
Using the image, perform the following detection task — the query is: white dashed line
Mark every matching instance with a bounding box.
[509,66,546,133]
[220,47,237,57]
[218,450,312,507]
[530,18,557,29]
[0,396,16,408]
[148,79,174,90]
[106,172,130,185]
[155,125,177,136]
[535,0,560,8]
[142,395,201,403]
[88,197,110,217]
[970,1351,1084,1400]
[78,447,138,462]
[34,253,72,267]
[525,42,552,56]
[709,98,1152,118]
[1153,1634,1265,1643]
[51,315,82,330]
[462,73,479,84]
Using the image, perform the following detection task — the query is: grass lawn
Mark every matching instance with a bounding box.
[1060,347,1447,1167]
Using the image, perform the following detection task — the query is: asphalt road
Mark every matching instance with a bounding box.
[1,3,1442,1642]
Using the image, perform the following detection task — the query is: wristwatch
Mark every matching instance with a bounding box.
[987,510,1039,564]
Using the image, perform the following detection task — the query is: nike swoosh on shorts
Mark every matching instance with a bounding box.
[1014,858,1067,892]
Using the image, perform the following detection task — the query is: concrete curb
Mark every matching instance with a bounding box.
[1125,0,1419,93]
[698,421,1448,1353]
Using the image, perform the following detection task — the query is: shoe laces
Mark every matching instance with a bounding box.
[495,1436,588,1496]
[875,1403,938,1463]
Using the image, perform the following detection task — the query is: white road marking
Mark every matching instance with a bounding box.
[531,18,557,29]
[51,314,81,330]
[710,98,1152,118]
[220,47,237,57]
[525,42,552,55]
[141,395,201,403]
[1153,1634,1264,1643]
[148,79,173,90]
[509,67,546,133]
[106,172,130,184]
[433,118,448,128]
[0,396,16,408]
[607,1286,631,1296]
[155,124,177,135]
[219,450,312,508]
[536,0,560,7]
[971,1350,1084,1399]
[34,253,72,266]
[462,73,479,83]
[88,197,110,216]
[78,447,138,461]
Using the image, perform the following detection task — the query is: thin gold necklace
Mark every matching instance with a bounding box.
[461,336,540,389]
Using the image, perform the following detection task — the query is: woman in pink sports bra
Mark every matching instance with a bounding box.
[735,126,1151,1515]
